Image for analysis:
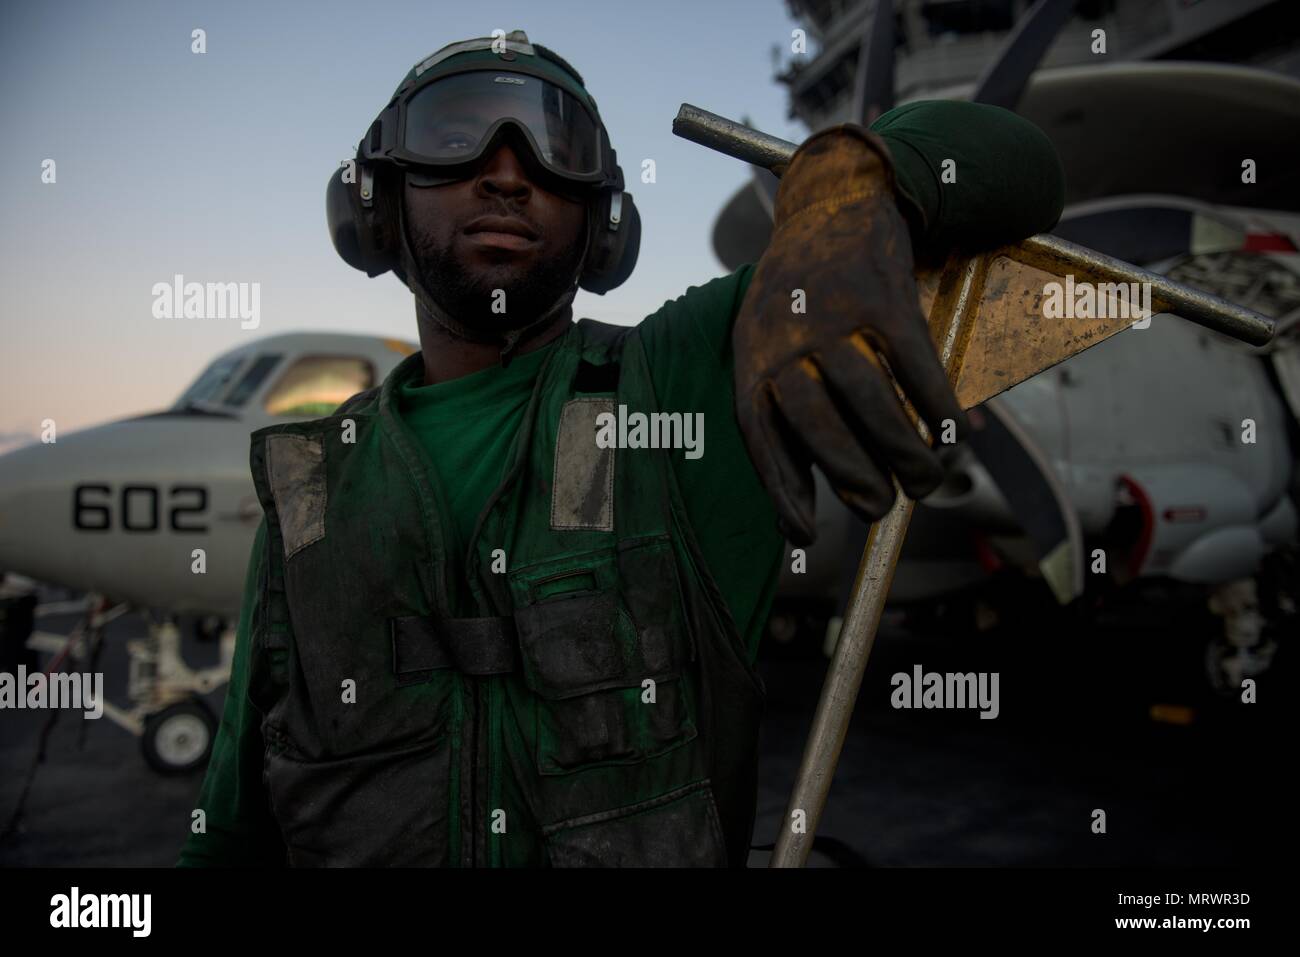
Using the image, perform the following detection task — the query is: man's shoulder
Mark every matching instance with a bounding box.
[640,264,757,328]
[633,264,758,376]
[245,387,380,447]
[575,316,635,346]
[332,386,382,417]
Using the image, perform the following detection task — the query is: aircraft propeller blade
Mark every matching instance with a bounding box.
[852,0,895,124]
[964,399,1084,605]
[972,0,1078,110]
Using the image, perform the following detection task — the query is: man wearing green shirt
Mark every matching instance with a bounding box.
[179,30,1063,867]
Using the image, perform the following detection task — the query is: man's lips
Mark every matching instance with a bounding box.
[463,215,539,251]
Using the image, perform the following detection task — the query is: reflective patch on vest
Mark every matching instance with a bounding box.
[551,398,614,531]
[266,434,325,559]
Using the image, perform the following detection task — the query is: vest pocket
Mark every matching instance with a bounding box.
[263,730,454,867]
[513,544,698,776]
[542,779,727,867]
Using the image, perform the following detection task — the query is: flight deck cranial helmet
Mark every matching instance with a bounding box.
[326,30,641,349]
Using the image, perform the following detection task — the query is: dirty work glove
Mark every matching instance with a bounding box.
[733,124,968,546]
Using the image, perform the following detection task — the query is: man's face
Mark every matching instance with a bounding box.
[402,136,589,332]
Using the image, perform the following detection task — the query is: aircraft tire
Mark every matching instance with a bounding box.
[142,698,216,774]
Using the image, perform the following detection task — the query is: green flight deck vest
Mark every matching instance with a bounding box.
[245,319,766,867]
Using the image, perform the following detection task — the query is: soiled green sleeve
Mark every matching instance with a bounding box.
[176,520,286,867]
[636,101,1064,654]
[873,99,1066,253]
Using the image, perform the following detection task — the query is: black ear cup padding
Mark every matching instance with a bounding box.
[326,165,363,270]
[580,190,640,295]
[326,164,397,277]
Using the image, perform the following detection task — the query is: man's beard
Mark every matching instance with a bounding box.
[405,211,588,334]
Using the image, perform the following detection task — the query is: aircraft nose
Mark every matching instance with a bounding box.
[0,418,181,582]
[0,410,250,605]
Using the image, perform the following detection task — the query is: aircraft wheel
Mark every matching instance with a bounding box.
[142,699,216,774]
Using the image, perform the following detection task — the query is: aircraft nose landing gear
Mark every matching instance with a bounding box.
[127,615,231,773]
[25,600,235,773]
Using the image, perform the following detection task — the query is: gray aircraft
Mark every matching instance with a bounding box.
[0,332,416,770]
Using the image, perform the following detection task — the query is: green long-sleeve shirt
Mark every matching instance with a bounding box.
[178,100,1064,867]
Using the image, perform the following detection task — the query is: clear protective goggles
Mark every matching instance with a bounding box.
[360,68,615,188]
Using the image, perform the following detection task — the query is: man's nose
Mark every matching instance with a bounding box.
[476,142,534,199]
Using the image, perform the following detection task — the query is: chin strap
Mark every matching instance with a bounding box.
[396,188,591,366]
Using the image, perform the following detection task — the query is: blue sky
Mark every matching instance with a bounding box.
[0,0,808,439]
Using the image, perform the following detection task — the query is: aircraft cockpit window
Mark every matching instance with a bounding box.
[174,355,244,409]
[224,354,283,407]
[263,355,375,418]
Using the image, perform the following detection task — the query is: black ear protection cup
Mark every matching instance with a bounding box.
[579,187,640,295]
[326,162,398,278]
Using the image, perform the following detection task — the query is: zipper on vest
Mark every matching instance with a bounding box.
[457,676,477,868]
[470,678,494,868]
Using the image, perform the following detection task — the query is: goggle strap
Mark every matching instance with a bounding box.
[414,34,535,78]
[377,105,399,154]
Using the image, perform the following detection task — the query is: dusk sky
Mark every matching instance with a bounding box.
[0,0,808,446]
